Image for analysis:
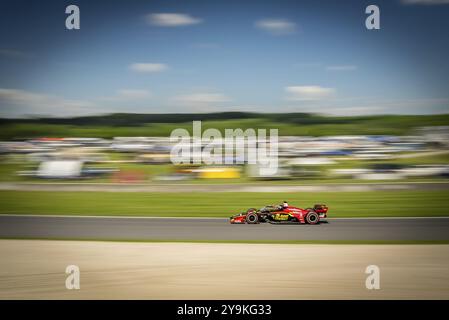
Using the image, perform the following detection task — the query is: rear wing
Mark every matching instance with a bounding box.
[313,204,328,214]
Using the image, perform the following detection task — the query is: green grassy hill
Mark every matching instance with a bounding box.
[1,113,448,139]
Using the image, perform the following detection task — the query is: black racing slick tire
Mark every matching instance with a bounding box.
[305,211,320,225]
[246,212,259,224]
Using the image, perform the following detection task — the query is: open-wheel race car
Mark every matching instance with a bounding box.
[230,201,328,225]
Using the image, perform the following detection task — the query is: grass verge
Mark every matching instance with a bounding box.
[0,190,448,217]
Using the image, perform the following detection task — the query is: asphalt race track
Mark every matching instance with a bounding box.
[0,215,448,241]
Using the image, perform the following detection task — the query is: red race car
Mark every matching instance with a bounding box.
[230,201,328,225]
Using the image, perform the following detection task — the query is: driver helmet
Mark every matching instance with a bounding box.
[282,201,289,208]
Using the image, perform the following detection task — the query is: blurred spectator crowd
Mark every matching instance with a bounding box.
[0,126,448,181]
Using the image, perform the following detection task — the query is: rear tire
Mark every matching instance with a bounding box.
[305,211,319,225]
[246,212,259,224]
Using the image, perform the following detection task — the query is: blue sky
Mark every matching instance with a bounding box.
[0,0,448,117]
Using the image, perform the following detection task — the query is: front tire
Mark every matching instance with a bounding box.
[305,211,319,225]
[246,212,259,224]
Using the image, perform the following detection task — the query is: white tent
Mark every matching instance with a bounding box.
[37,160,83,178]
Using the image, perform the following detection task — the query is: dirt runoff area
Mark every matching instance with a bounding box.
[0,240,448,299]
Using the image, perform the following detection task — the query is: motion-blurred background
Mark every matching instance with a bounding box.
[1,113,449,183]
[1,0,448,217]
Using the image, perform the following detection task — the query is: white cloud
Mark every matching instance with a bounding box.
[255,19,297,35]
[285,86,336,101]
[401,0,449,5]
[129,63,168,73]
[146,13,202,27]
[0,88,98,117]
[326,65,357,71]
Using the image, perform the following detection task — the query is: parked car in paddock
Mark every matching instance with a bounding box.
[230,201,328,225]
